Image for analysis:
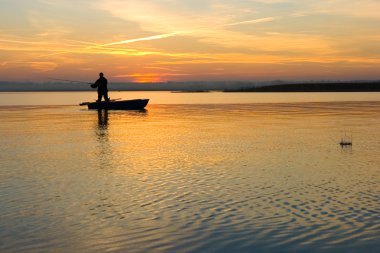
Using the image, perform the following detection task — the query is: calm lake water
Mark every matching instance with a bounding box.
[0,92,380,253]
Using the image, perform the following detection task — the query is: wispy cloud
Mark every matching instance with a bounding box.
[0,38,56,45]
[226,17,279,26]
[144,66,182,72]
[2,0,380,81]
[100,33,179,47]
[1,60,58,71]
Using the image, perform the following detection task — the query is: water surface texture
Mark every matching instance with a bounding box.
[1,98,380,252]
[1,91,380,105]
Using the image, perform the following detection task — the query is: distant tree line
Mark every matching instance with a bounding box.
[224,81,380,92]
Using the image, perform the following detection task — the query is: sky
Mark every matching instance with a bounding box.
[0,0,379,83]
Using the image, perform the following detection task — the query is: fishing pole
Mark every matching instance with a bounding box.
[46,77,93,84]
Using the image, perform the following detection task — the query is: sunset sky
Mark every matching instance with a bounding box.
[1,0,379,83]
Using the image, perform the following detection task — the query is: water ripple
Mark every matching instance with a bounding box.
[1,103,380,252]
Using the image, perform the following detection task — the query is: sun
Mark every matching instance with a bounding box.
[130,74,164,83]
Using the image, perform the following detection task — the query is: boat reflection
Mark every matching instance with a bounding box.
[94,108,148,142]
[95,110,110,170]
[97,109,109,129]
[96,109,148,131]
[93,109,148,170]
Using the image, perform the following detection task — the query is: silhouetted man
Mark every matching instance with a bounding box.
[91,72,109,102]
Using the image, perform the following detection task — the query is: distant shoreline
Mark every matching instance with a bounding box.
[1,81,380,92]
[0,89,186,92]
[2,89,380,93]
[224,82,380,92]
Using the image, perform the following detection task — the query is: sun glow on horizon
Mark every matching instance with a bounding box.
[130,75,164,84]
[1,0,380,82]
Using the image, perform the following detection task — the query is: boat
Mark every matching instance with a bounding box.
[80,99,149,110]
[339,134,353,147]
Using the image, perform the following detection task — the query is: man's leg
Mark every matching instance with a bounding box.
[97,90,102,102]
[104,90,109,102]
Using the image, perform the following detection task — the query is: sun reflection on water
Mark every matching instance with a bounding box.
[0,102,379,253]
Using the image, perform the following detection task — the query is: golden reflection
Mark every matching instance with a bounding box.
[340,145,353,154]
[97,109,109,130]
[94,109,111,169]
[92,108,149,172]
[94,108,148,147]
[2,103,379,252]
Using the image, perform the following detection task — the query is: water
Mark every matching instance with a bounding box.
[0,92,380,253]
[1,91,380,106]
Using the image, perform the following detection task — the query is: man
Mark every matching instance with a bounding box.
[91,72,109,102]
